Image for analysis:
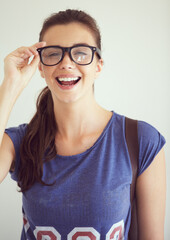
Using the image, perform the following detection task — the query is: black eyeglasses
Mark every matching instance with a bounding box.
[37,44,101,66]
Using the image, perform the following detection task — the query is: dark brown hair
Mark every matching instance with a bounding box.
[39,9,101,49]
[18,9,102,192]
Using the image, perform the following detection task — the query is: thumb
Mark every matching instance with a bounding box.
[30,54,40,67]
[28,54,40,72]
[22,54,40,79]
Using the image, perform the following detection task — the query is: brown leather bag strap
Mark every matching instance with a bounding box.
[125,117,139,240]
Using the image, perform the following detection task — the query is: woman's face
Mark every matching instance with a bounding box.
[39,22,103,105]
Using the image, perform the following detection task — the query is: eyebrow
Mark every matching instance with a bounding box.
[49,43,95,48]
[71,43,92,47]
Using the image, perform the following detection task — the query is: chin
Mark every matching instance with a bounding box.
[54,93,82,105]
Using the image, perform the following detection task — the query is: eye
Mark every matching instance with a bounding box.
[42,48,62,58]
[46,52,61,58]
[73,51,87,56]
[72,47,90,57]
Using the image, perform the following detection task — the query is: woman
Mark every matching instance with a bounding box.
[0,9,166,240]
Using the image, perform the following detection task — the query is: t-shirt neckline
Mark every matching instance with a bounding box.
[55,111,115,159]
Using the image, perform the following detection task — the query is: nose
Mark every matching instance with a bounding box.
[59,52,75,69]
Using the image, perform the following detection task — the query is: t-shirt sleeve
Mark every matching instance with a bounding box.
[5,124,27,181]
[137,121,166,177]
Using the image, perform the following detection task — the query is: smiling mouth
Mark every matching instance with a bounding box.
[56,77,81,86]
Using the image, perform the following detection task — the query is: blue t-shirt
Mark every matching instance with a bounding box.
[5,112,165,240]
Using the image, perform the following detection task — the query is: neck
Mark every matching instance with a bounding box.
[52,95,107,140]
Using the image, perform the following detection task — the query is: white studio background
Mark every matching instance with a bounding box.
[0,0,169,239]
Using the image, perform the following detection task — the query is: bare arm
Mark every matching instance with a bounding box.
[136,148,166,240]
[0,42,46,183]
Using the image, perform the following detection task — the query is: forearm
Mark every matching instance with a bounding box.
[0,81,18,146]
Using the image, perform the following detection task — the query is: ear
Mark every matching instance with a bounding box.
[96,58,104,74]
[38,62,45,78]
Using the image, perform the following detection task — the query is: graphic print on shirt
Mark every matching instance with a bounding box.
[106,220,124,240]
[31,221,124,239]
[67,227,100,239]
[34,226,61,240]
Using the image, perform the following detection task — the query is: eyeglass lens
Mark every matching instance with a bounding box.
[41,46,93,65]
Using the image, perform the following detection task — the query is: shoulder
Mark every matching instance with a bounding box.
[5,124,28,151]
[5,123,27,133]
[138,120,163,141]
[137,120,165,152]
[5,123,27,137]
[4,124,28,181]
[137,120,166,176]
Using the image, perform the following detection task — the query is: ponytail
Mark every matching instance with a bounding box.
[18,87,57,192]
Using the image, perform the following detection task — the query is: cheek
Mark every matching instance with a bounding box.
[42,66,55,80]
[81,64,97,79]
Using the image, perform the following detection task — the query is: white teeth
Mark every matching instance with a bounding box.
[57,77,79,82]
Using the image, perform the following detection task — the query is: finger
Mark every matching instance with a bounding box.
[21,55,40,77]
[29,54,40,68]
[34,41,46,48]
[33,42,46,51]
[21,49,34,59]
[14,48,33,60]
[27,47,38,57]
[27,42,46,57]
[6,42,46,65]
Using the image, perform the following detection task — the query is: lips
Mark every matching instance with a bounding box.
[56,77,81,86]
